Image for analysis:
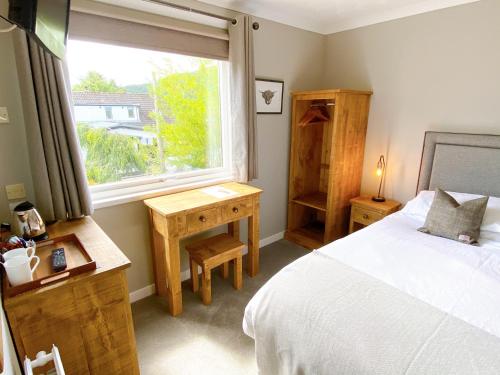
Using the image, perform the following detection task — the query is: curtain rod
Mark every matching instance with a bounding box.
[143,0,238,25]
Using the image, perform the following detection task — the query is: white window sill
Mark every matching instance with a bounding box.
[92,176,234,210]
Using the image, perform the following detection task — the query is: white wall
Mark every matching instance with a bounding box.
[0,0,35,223]
[324,0,500,203]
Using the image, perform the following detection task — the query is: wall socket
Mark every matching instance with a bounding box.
[0,107,9,124]
[5,184,26,200]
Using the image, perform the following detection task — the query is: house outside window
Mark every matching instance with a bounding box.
[67,39,231,205]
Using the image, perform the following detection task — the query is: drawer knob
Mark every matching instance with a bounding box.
[232,207,239,213]
[362,214,369,220]
[199,215,207,223]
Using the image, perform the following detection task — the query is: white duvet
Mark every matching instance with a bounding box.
[243,212,500,374]
[318,212,500,338]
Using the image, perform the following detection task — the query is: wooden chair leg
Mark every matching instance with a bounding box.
[233,256,242,290]
[190,258,199,293]
[220,262,229,279]
[201,267,212,305]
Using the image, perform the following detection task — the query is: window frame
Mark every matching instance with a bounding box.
[68,50,233,208]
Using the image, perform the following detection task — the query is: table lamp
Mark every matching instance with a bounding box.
[372,155,386,202]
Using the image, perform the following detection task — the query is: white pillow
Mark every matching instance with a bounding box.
[401,190,435,219]
[478,231,500,250]
[480,230,500,242]
[402,190,500,233]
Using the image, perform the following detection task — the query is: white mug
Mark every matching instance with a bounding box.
[2,255,40,286]
[3,247,36,262]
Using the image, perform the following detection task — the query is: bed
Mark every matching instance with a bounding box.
[243,132,500,374]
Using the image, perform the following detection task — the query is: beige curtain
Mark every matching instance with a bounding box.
[13,29,93,221]
[229,15,257,181]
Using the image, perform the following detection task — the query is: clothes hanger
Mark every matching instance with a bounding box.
[298,104,332,127]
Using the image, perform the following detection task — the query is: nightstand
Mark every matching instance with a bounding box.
[349,196,401,234]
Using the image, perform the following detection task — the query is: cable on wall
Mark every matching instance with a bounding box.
[0,14,17,33]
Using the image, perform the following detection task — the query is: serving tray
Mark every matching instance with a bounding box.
[2,234,96,297]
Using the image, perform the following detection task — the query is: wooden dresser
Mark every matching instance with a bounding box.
[285,89,372,249]
[3,217,139,374]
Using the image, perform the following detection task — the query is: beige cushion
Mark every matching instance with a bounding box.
[418,189,488,244]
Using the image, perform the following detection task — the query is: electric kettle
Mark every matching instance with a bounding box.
[11,201,48,241]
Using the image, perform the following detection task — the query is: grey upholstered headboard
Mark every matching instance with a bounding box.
[417,132,500,198]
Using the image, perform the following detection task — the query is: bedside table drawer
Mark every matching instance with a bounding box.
[187,207,220,234]
[352,206,384,226]
[222,199,252,222]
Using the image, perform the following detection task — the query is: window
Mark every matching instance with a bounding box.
[127,107,135,119]
[105,106,113,120]
[67,39,231,204]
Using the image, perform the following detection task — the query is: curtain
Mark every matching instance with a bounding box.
[229,15,257,182]
[13,29,93,221]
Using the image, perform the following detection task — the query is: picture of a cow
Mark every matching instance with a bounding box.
[256,79,283,114]
[260,90,277,105]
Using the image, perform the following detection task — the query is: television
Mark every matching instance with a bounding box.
[8,0,71,59]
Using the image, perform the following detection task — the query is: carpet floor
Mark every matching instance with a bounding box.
[131,239,308,375]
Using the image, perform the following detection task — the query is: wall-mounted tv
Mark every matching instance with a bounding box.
[8,0,71,59]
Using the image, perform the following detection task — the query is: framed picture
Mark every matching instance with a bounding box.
[256,78,284,114]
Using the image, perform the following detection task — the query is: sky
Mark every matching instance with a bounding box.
[67,40,202,87]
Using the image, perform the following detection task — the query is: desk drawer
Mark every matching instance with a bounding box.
[222,199,252,222]
[187,207,220,234]
[352,206,384,226]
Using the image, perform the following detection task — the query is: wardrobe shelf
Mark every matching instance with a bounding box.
[285,227,324,250]
[292,192,327,211]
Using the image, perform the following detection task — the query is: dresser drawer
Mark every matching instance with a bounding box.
[352,206,384,226]
[222,199,253,222]
[187,207,220,234]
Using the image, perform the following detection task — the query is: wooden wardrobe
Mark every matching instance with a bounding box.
[285,89,372,249]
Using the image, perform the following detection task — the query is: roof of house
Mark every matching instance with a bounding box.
[72,91,155,125]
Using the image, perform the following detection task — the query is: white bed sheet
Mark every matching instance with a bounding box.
[316,212,500,339]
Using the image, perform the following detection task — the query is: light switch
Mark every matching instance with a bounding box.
[5,184,26,200]
[0,107,9,124]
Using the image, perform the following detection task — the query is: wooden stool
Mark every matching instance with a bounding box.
[185,233,244,305]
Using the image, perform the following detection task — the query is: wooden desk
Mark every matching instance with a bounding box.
[144,182,262,316]
[3,217,139,375]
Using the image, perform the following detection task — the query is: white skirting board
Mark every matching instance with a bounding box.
[129,231,285,303]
